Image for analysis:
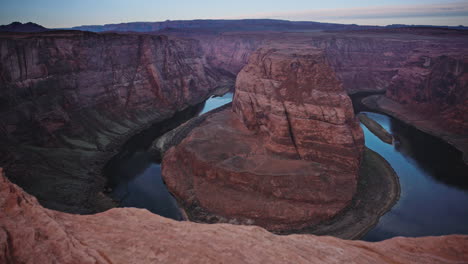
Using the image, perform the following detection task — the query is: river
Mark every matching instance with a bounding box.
[105,92,468,241]
[104,93,234,221]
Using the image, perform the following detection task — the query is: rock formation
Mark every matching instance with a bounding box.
[1,168,468,264]
[0,31,230,143]
[0,30,233,213]
[162,47,364,231]
[234,47,364,171]
[385,52,468,134]
[171,29,468,161]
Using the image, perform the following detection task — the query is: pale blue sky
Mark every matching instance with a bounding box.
[1,0,467,28]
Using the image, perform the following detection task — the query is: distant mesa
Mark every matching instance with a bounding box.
[69,19,468,33]
[0,22,49,32]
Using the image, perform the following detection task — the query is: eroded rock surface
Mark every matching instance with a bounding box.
[0,31,233,213]
[182,29,468,162]
[383,51,468,133]
[1,169,468,264]
[234,47,364,171]
[162,47,364,231]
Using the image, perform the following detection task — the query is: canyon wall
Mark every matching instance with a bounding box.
[385,54,468,133]
[179,29,468,145]
[189,30,468,95]
[162,47,364,232]
[0,31,232,213]
[0,31,230,144]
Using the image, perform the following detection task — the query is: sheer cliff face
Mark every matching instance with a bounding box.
[189,30,468,132]
[162,47,363,231]
[0,31,227,145]
[190,32,409,93]
[0,31,232,214]
[386,55,468,133]
[233,47,364,172]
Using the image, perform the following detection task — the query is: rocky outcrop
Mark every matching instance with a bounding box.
[0,30,233,213]
[233,47,364,171]
[162,47,364,232]
[1,168,467,264]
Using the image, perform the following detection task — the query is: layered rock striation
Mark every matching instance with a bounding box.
[233,47,364,171]
[385,52,468,134]
[162,47,364,231]
[2,169,467,263]
[173,29,468,161]
[0,30,230,144]
[0,30,233,213]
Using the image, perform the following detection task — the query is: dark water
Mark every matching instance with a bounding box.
[360,111,468,241]
[105,91,468,241]
[104,93,234,220]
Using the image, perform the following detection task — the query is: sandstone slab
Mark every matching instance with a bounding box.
[1,168,467,264]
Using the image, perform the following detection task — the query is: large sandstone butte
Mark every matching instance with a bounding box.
[1,169,468,263]
[162,47,364,231]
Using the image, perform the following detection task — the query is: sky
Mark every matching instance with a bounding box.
[1,0,467,28]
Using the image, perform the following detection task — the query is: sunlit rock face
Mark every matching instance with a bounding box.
[162,47,363,231]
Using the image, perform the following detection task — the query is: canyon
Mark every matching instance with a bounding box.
[173,28,468,162]
[162,47,365,232]
[0,30,233,213]
[0,23,467,263]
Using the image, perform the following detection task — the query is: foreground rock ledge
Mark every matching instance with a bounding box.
[1,169,467,264]
[162,47,364,231]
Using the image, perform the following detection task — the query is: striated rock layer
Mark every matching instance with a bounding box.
[233,47,364,171]
[0,30,233,213]
[162,47,364,231]
[0,30,230,144]
[1,169,468,264]
[177,29,468,127]
[169,29,467,162]
[383,53,468,138]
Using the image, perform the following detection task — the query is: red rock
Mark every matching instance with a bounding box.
[0,30,233,214]
[182,29,468,152]
[0,31,230,144]
[385,54,468,134]
[1,168,468,264]
[233,47,364,171]
[162,47,364,231]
